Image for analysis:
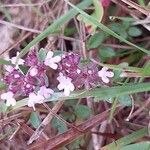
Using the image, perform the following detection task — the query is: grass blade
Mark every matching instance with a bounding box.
[11,82,150,111]
[0,59,12,65]
[101,128,148,150]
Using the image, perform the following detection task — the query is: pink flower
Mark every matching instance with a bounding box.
[29,67,38,77]
[1,91,16,106]
[57,73,75,96]
[28,92,44,110]
[98,67,114,83]
[44,51,61,70]
[37,86,54,98]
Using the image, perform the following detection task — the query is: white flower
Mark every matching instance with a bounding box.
[98,67,114,83]
[29,67,38,77]
[28,92,44,110]
[44,51,61,70]
[37,86,54,99]
[1,91,16,106]
[11,52,25,69]
[57,73,75,96]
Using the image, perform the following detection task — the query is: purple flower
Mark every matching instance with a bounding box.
[59,52,81,79]
[4,69,23,84]
[58,53,100,88]
[24,50,38,67]
[72,63,100,88]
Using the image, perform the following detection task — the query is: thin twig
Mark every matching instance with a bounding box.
[0,20,42,33]
[120,0,150,16]
[0,0,53,8]
[125,95,135,121]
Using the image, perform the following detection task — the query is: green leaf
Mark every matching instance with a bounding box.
[128,27,142,37]
[53,50,64,57]
[65,0,150,55]
[38,48,47,61]
[101,128,148,150]
[118,95,132,106]
[51,117,68,133]
[74,105,91,119]
[121,142,150,150]
[17,0,93,59]
[87,32,105,49]
[109,23,128,39]
[99,47,116,58]
[29,111,41,128]
[18,66,29,75]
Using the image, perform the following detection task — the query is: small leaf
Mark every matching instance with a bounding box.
[53,50,64,57]
[128,27,142,37]
[38,48,47,61]
[29,111,41,128]
[18,66,29,75]
[109,23,128,39]
[74,105,91,119]
[51,117,68,133]
[118,95,132,106]
[87,32,105,49]
[99,47,116,58]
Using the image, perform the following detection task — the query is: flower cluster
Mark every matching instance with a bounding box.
[1,50,114,109]
[58,52,114,88]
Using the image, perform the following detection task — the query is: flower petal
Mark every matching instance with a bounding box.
[6,98,16,106]
[52,56,61,63]
[46,51,53,59]
[98,70,104,77]
[29,67,38,76]
[102,67,108,71]
[50,63,58,70]
[57,83,64,90]
[106,71,114,77]
[64,88,70,96]
[1,93,7,99]
[102,76,109,83]
[69,83,75,91]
